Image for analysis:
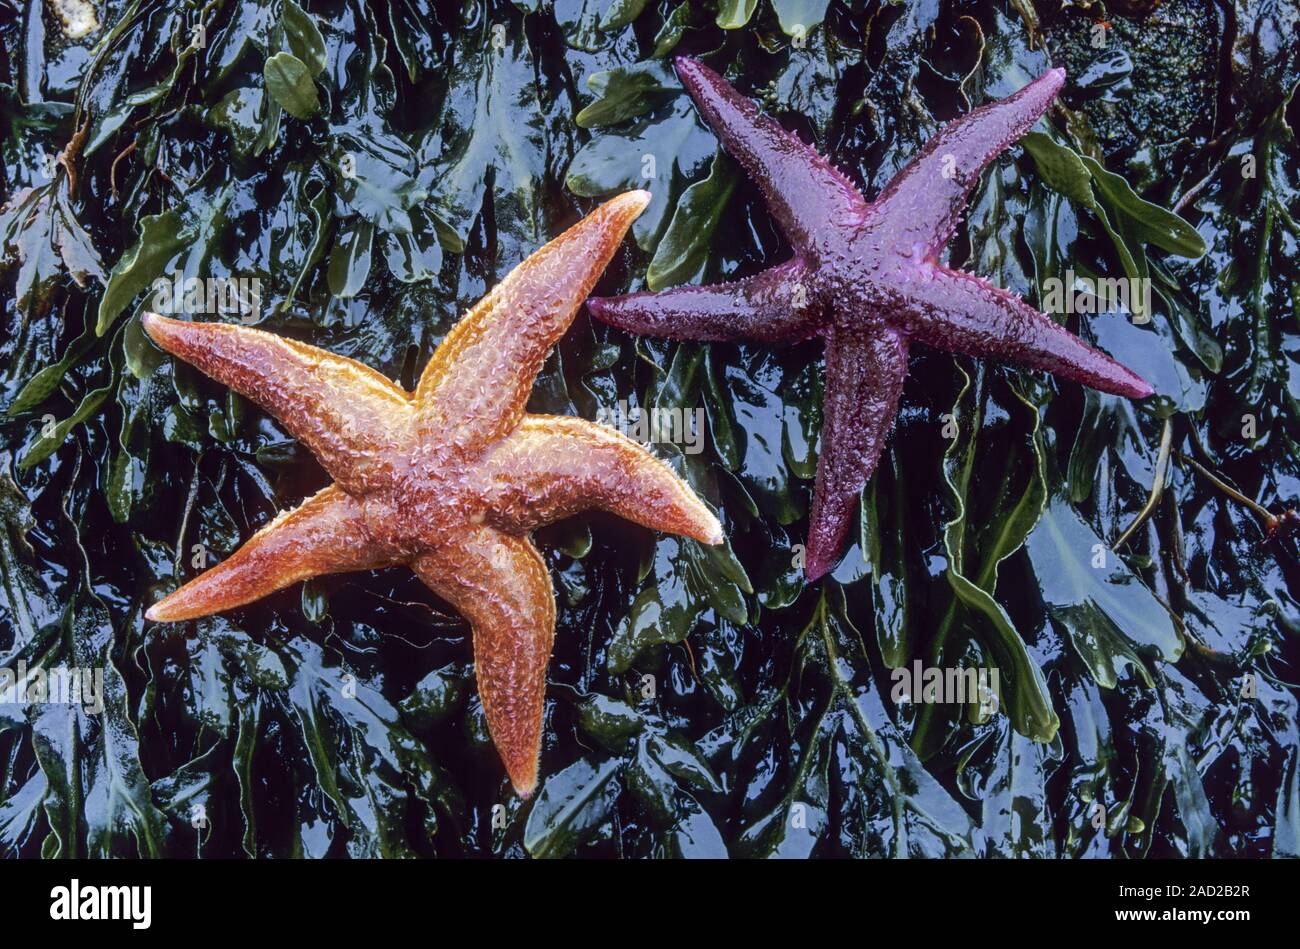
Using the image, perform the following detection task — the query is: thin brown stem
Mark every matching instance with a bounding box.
[1113,418,1173,550]
[1176,451,1277,530]
[110,139,137,200]
[1173,157,1225,215]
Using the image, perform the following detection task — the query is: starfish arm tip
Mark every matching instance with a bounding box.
[140,310,179,347]
[624,188,652,211]
[1026,66,1067,108]
[482,416,724,547]
[673,56,715,101]
[584,291,660,333]
[600,189,652,228]
[686,510,725,547]
[144,595,189,623]
[1017,67,1066,100]
[411,532,554,802]
[587,263,820,343]
[510,769,539,799]
[414,192,651,443]
[1069,344,1156,400]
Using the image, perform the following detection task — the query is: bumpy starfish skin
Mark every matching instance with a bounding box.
[589,57,1154,580]
[143,191,722,797]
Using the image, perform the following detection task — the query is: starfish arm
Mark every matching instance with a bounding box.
[866,69,1066,256]
[411,526,555,798]
[587,260,822,344]
[478,415,723,543]
[145,485,392,622]
[675,57,868,251]
[897,266,1154,398]
[415,191,650,449]
[806,323,909,580]
[141,313,412,494]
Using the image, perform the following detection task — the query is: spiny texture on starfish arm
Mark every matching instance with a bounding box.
[588,57,1154,581]
[142,190,722,797]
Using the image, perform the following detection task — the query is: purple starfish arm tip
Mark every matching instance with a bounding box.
[672,56,714,95]
[588,261,822,344]
[865,67,1070,258]
[900,267,1156,399]
[1041,66,1067,91]
[671,55,868,248]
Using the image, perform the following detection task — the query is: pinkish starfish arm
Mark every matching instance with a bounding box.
[587,260,821,343]
[479,415,723,542]
[145,485,394,622]
[897,266,1154,398]
[141,313,413,494]
[411,526,555,798]
[415,191,650,449]
[805,323,909,580]
[675,57,868,251]
[865,69,1066,257]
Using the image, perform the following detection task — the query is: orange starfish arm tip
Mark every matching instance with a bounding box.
[412,526,555,798]
[482,415,722,544]
[413,190,652,448]
[140,312,412,494]
[146,485,392,622]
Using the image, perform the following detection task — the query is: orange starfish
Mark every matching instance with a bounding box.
[142,191,722,797]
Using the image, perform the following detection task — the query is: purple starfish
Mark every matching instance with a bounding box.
[588,57,1153,581]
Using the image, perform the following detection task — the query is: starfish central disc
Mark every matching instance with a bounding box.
[143,191,723,797]
[588,57,1155,580]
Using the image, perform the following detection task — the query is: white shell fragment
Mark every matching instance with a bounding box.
[48,0,100,40]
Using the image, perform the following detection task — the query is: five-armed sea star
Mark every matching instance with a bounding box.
[588,58,1154,580]
[143,191,722,797]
